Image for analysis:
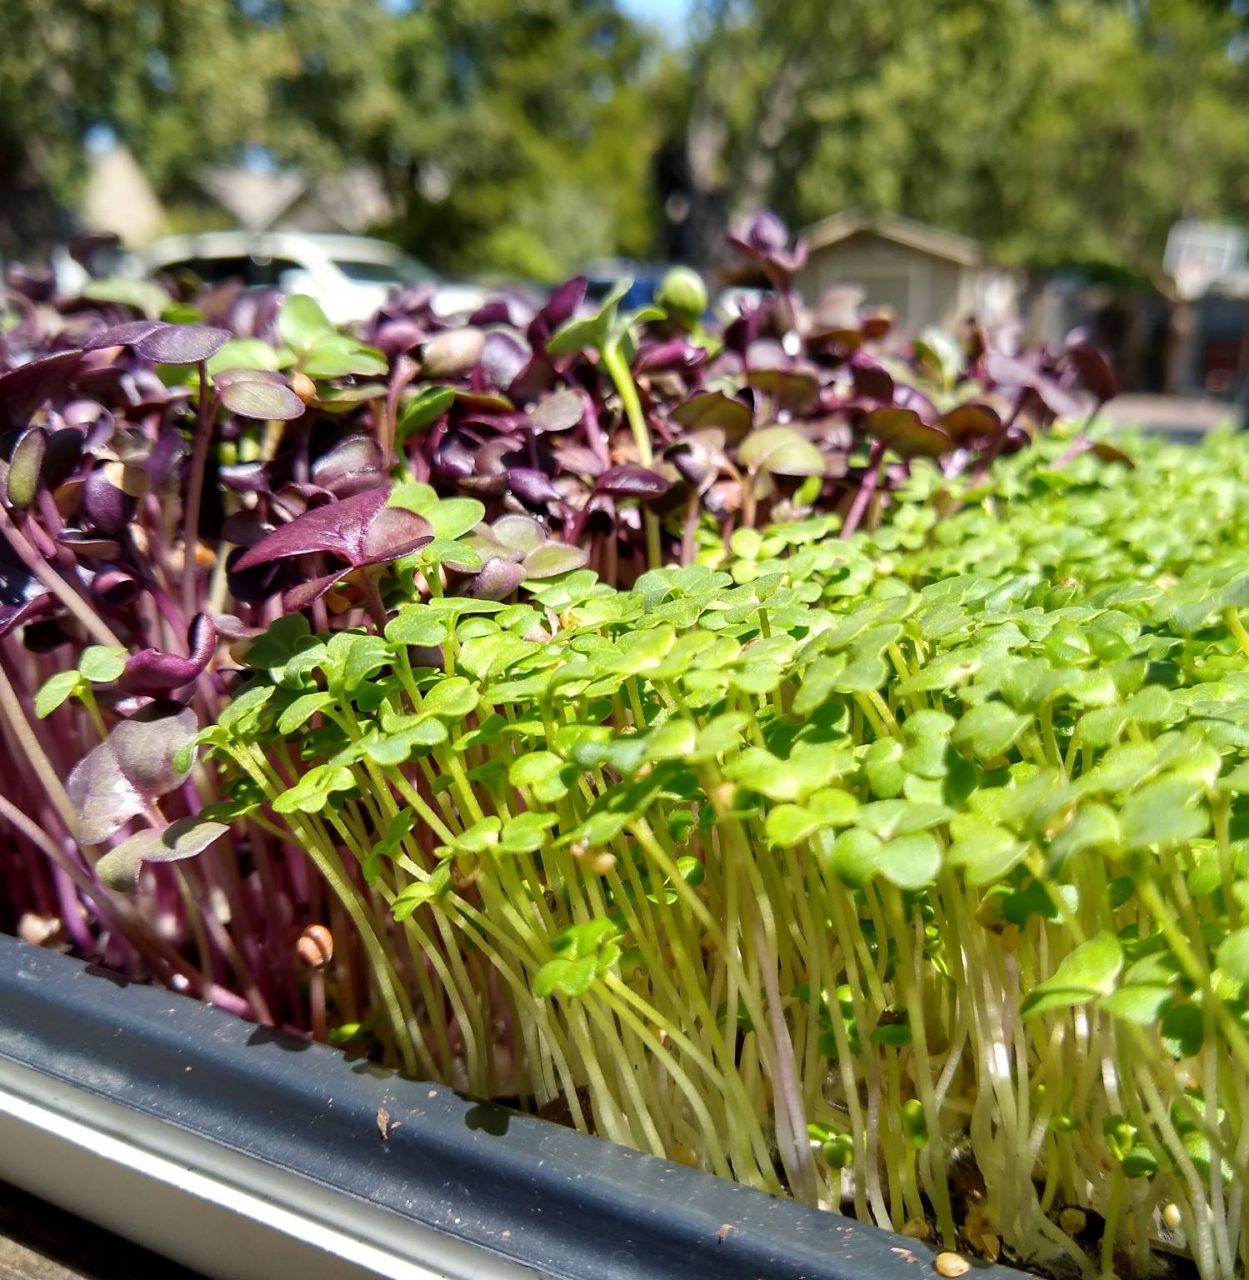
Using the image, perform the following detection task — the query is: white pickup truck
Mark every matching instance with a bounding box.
[142,231,489,324]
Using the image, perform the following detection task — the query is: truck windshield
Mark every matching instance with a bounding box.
[336,255,435,285]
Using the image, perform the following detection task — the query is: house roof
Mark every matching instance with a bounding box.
[198,167,391,235]
[82,145,165,246]
[199,169,306,231]
[801,211,983,268]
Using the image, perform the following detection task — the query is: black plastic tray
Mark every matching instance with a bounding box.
[0,932,1003,1280]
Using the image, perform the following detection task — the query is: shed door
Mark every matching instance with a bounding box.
[816,261,913,325]
[841,272,912,323]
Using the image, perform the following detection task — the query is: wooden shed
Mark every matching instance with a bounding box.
[795,211,1014,334]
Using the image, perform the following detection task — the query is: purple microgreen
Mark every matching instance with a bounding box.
[234,487,433,616]
[849,352,894,403]
[462,556,528,600]
[420,328,486,378]
[1063,335,1119,407]
[528,387,584,434]
[215,372,306,421]
[67,704,199,844]
[672,390,753,442]
[122,614,217,692]
[983,350,1085,422]
[480,331,531,388]
[527,276,587,349]
[865,407,954,459]
[82,320,165,352]
[0,350,83,430]
[726,209,809,277]
[508,467,562,505]
[82,466,135,536]
[95,816,230,892]
[133,324,231,365]
[310,436,386,498]
[594,464,672,500]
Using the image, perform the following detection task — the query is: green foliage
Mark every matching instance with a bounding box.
[661,0,1249,274]
[254,0,651,276]
[13,0,1243,277]
[191,426,1249,1274]
[1,0,654,276]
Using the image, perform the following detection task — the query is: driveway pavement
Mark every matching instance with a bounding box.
[1099,394,1239,441]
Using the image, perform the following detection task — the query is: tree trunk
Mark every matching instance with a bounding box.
[1163,299,1198,396]
[0,133,68,264]
[729,47,811,224]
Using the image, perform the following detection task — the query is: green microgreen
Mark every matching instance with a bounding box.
[30,425,1249,1279]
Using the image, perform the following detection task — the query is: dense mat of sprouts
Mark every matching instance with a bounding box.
[97,431,1249,1280]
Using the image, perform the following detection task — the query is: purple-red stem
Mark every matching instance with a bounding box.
[680,490,701,566]
[971,398,1025,486]
[579,390,612,470]
[841,440,887,539]
[181,363,216,624]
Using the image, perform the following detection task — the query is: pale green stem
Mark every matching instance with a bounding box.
[602,339,662,569]
[1224,607,1249,659]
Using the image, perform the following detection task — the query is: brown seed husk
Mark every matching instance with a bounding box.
[1059,1207,1087,1236]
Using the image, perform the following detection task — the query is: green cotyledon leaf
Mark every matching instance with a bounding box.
[1021,932,1123,1018]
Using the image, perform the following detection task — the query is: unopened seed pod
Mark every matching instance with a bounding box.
[656,266,708,323]
[935,1252,971,1278]
[291,372,317,404]
[297,924,334,969]
[1162,1203,1183,1232]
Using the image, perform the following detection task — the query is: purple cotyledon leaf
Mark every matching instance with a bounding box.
[233,486,433,574]
[122,614,217,692]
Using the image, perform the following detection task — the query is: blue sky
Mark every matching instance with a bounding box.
[618,0,691,40]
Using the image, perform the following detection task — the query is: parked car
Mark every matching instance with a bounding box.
[142,232,488,323]
[579,258,671,311]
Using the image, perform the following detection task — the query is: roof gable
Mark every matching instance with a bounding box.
[198,167,391,235]
[802,211,982,267]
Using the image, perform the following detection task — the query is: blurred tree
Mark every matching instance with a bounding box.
[660,0,1249,275]
[3,0,1245,282]
[0,0,275,259]
[0,0,655,279]
[260,0,657,280]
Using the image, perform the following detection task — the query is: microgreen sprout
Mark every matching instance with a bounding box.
[4,251,1249,1280]
[153,426,1249,1279]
